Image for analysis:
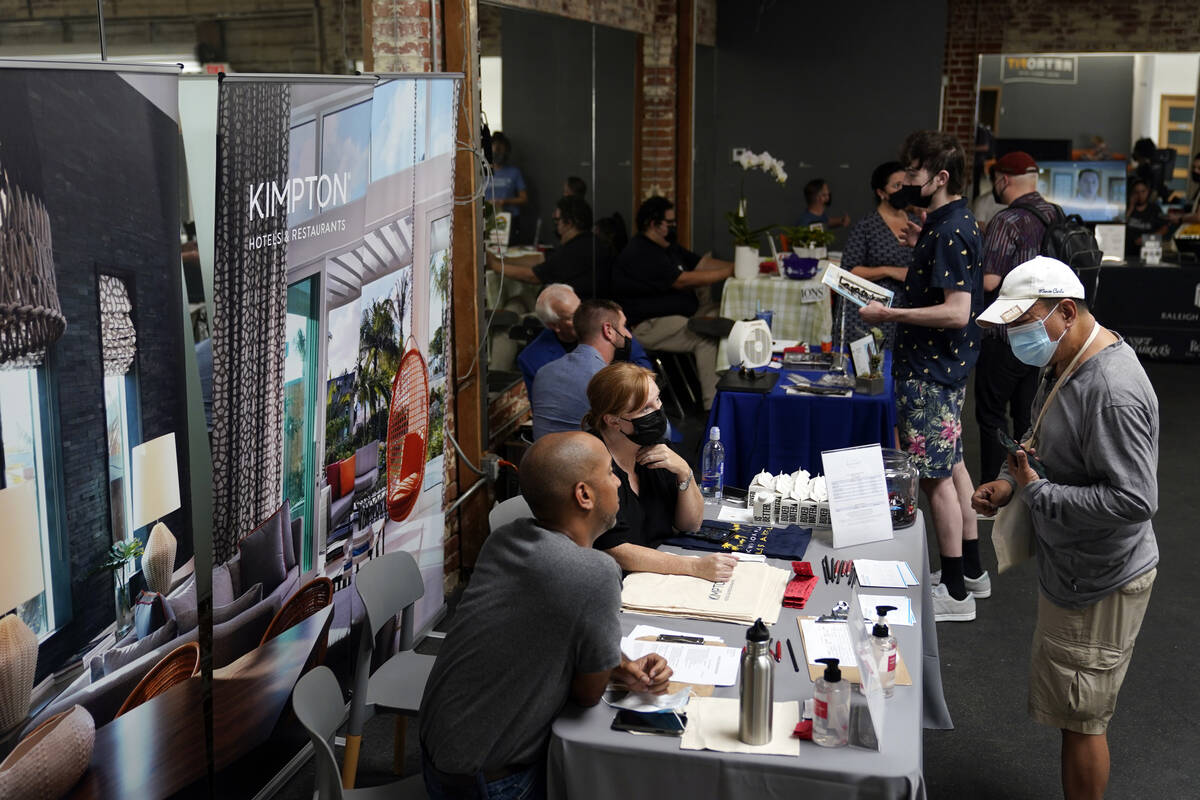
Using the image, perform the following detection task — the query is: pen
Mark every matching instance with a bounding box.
[786,639,799,672]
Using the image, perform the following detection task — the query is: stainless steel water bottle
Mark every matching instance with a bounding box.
[738,617,774,745]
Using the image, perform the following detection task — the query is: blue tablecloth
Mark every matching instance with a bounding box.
[707,354,897,488]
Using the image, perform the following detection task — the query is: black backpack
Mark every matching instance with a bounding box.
[1008,201,1103,272]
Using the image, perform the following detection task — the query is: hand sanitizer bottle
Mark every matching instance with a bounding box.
[871,605,898,698]
[812,657,849,747]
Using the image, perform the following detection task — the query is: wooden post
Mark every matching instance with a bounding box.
[442,0,489,571]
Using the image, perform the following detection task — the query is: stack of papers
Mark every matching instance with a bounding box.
[619,637,741,686]
[680,697,800,756]
[852,559,919,588]
[621,561,791,625]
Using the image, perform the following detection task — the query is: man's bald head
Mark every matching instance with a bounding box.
[520,432,610,523]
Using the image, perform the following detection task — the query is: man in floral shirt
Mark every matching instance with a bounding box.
[860,130,986,623]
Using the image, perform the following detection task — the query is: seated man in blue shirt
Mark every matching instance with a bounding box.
[532,299,634,440]
[518,284,652,399]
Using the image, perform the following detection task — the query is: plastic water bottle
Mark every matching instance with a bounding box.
[700,426,725,501]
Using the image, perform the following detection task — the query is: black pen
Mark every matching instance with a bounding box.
[786,639,799,672]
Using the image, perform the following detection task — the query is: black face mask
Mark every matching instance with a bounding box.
[611,334,631,363]
[665,224,678,244]
[621,408,667,446]
[991,178,1005,205]
[888,181,933,210]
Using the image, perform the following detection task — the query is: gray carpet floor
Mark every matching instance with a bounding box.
[276,359,1197,799]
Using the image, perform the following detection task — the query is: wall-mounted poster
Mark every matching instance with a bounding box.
[210,73,460,649]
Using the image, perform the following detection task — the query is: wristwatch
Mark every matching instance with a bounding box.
[677,471,694,492]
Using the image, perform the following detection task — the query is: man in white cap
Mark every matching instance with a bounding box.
[972,255,1158,800]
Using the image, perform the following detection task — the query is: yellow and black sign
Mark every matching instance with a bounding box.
[1001,55,1077,85]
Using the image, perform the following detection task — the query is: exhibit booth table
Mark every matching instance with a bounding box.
[1091,263,1200,360]
[717,276,833,368]
[549,509,950,800]
[707,357,897,489]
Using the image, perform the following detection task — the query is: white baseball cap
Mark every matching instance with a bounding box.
[977,256,1086,327]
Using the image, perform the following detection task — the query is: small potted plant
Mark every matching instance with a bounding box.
[92,539,146,637]
[855,326,887,395]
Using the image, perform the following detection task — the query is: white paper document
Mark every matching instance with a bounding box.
[620,637,741,686]
[820,444,893,548]
[853,559,919,588]
[857,594,916,626]
[798,618,857,666]
[716,505,754,524]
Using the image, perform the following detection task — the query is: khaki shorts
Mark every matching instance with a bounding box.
[1028,568,1155,734]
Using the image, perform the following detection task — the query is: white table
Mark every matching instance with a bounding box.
[547,509,949,800]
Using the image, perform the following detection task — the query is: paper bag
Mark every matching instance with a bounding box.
[992,487,1035,573]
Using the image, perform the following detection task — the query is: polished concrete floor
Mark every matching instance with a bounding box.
[277,358,1197,799]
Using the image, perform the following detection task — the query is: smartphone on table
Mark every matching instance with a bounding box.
[996,430,1046,479]
[611,709,687,736]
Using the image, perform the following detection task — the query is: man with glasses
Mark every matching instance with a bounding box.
[485,195,613,300]
[972,256,1158,800]
[860,130,986,623]
[610,196,733,410]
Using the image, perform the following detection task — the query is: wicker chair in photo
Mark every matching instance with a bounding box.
[386,344,429,523]
[260,577,335,671]
[115,641,201,717]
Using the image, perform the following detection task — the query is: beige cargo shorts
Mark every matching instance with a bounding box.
[1028,568,1156,734]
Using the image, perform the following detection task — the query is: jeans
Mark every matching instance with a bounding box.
[973,335,1038,482]
[421,751,545,800]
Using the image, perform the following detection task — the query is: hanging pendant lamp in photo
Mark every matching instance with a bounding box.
[0,163,65,367]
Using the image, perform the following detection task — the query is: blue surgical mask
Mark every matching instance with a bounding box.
[1007,302,1065,367]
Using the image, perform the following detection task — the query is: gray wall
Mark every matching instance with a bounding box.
[701,0,948,259]
[980,54,1133,151]
[498,8,636,245]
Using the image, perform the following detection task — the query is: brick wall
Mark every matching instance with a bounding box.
[943,0,1200,168]
[640,0,678,201]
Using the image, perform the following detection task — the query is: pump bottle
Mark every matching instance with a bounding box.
[870,605,898,698]
[812,657,849,747]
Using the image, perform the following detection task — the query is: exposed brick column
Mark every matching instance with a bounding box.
[363,0,434,73]
[638,0,678,202]
[941,0,1005,163]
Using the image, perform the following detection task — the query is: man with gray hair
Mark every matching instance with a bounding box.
[420,432,671,799]
[517,284,652,399]
[972,256,1158,800]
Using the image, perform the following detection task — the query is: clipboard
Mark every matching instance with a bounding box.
[635,635,720,695]
[794,616,912,685]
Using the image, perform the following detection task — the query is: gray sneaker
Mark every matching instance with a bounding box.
[931,583,976,622]
[930,569,992,599]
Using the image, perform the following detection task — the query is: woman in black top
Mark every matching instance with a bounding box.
[585,363,734,581]
[837,161,917,350]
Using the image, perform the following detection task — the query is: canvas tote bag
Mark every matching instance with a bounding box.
[992,320,1102,573]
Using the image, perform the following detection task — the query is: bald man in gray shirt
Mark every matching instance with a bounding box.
[420,432,672,800]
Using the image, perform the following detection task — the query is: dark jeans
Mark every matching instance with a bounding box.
[421,750,545,800]
[973,336,1038,482]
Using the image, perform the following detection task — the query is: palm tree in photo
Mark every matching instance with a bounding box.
[354,297,402,435]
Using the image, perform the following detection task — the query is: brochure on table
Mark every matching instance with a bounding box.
[821,264,894,308]
[820,444,893,548]
[849,334,875,377]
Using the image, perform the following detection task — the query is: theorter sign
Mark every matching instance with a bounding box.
[1001,55,1077,84]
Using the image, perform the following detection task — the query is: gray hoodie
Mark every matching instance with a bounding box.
[1002,337,1159,609]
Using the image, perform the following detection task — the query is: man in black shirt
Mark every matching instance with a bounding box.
[610,197,733,409]
[860,131,985,624]
[485,195,613,300]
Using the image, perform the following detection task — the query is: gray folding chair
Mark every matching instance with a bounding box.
[342,550,436,788]
[293,666,424,799]
[488,494,532,532]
